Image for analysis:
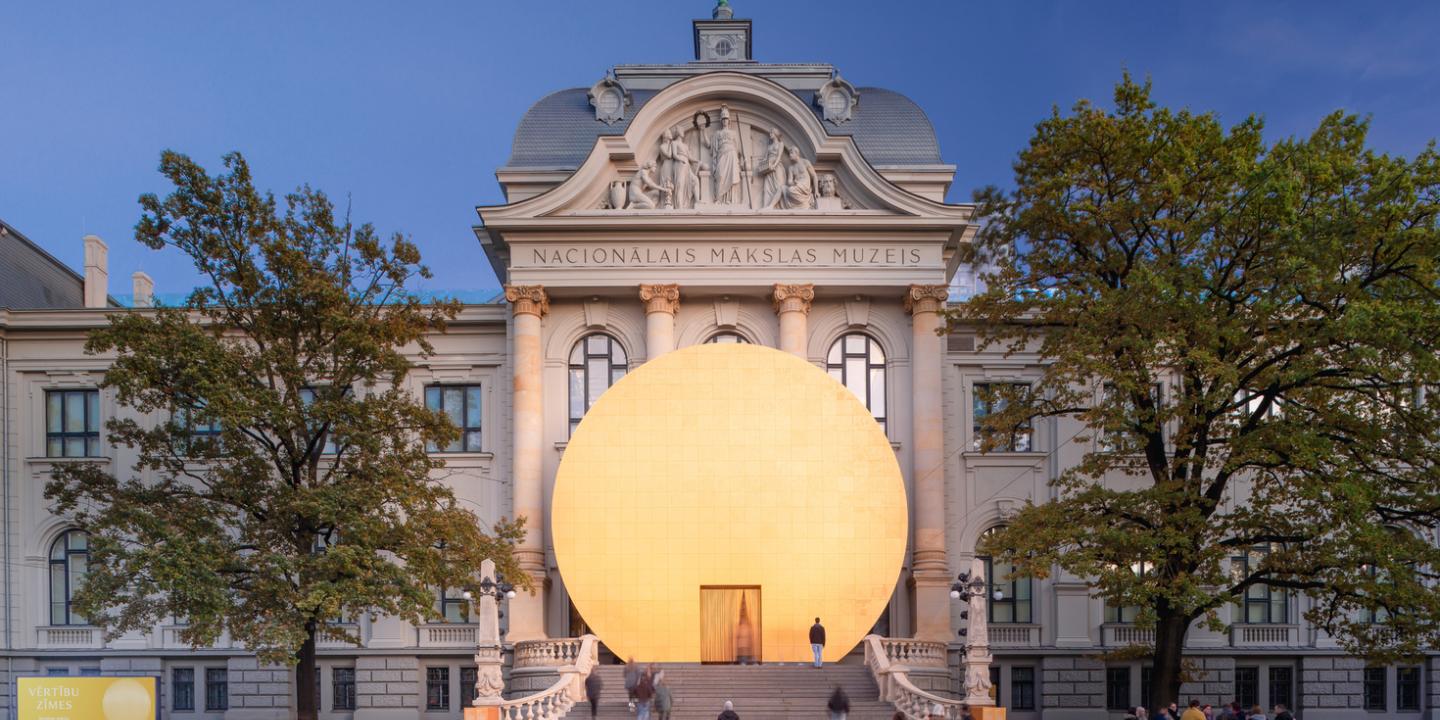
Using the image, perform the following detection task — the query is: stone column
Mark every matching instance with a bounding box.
[772,283,815,358]
[639,284,681,360]
[906,284,952,642]
[504,284,549,641]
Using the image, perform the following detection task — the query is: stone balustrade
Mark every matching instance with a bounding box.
[37,626,103,650]
[1102,623,1155,647]
[514,637,587,668]
[864,635,968,719]
[420,623,477,648]
[1231,624,1300,647]
[989,624,1040,648]
[880,637,950,668]
[484,635,599,720]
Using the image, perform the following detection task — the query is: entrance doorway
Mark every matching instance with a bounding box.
[699,586,761,664]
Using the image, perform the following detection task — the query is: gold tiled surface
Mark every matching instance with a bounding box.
[553,343,907,662]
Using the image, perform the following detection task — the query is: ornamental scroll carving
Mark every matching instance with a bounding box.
[903,284,949,315]
[638,283,681,315]
[772,283,816,315]
[601,104,855,212]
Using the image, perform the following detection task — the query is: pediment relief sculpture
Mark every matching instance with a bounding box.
[599,103,858,212]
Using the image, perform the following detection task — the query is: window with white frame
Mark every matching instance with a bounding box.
[1231,544,1289,624]
[46,389,100,457]
[49,530,90,625]
[979,526,1033,623]
[825,333,886,430]
[972,383,1033,452]
[569,334,628,435]
[425,385,483,452]
[1104,562,1152,623]
[705,332,749,344]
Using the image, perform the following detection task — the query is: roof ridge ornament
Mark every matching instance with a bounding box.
[816,72,859,125]
[588,71,632,125]
[713,0,733,20]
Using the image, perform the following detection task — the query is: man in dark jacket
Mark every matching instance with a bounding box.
[809,617,826,668]
[717,700,740,720]
[584,671,602,719]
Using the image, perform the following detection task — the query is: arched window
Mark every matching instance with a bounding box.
[49,530,90,626]
[569,334,628,435]
[826,333,886,430]
[979,526,1032,623]
[705,332,749,344]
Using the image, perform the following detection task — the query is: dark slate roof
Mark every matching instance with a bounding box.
[0,219,89,310]
[505,86,943,170]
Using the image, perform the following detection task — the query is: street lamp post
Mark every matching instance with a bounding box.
[950,558,1003,713]
[466,559,516,715]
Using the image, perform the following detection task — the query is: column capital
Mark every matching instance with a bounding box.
[638,283,681,315]
[772,283,816,315]
[904,284,949,315]
[504,284,549,317]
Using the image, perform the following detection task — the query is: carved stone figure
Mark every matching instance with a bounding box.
[782,147,817,209]
[662,127,697,209]
[816,173,846,210]
[755,128,785,210]
[628,161,666,210]
[710,106,742,205]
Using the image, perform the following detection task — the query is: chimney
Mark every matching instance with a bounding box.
[132,271,154,308]
[83,234,109,308]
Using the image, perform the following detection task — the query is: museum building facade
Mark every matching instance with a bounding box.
[1,6,1436,720]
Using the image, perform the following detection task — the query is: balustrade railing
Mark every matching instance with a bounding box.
[37,626,103,650]
[1231,624,1299,647]
[1102,624,1155,647]
[864,635,967,720]
[514,637,586,668]
[420,624,477,648]
[880,638,950,668]
[492,634,599,720]
[988,624,1039,648]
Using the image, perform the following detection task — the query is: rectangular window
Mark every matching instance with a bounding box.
[45,667,70,676]
[440,587,469,623]
[1012,666,1036,710]
[1268,666,1294,711]
[461,667,477,709]
[426,667,450,711]
[1398,666,1421,711]
[1140,666,1152,710]
[205,668,228,711]
[79,667,101,677]
[990,666,1001,706]
[1364,667,1387,711]
[984,555,1032,623]
[1101,383,1163,451]
[1232,549,1289,624]
[173,668,195,711]
[299,386,351,455]
[1106,667,1131,711]
[972,383,1032,452]
[46,389,100,457]
[425,385,483,452]
[1105,562,1151,624]
[333,667,356,711]
[1236,667,1259,709]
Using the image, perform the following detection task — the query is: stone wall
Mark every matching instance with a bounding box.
[1040,656,1105,712]
[1177,656,1234,709]
[354,655,420,719]
[225,656,293,719]
[1301,655,1367,712]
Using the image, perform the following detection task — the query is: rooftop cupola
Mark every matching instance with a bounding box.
[693,0,752,62]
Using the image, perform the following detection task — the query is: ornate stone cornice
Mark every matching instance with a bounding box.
[504,284,549,317]
[904,284,949,315]
[638,283,681,315]
[772,283,816,315]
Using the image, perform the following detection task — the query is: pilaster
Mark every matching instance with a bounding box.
[907,284,951,642]
[639,283,680,360]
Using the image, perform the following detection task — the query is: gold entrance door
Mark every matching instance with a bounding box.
[699,586,761,664]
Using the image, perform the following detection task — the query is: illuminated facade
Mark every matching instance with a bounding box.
[1,6,1435,720]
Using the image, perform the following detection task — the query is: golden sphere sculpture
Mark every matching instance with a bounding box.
[552,343,907,662]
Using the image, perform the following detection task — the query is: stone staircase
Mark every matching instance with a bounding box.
[567,663,898,720]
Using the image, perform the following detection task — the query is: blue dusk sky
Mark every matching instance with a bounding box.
[2,1,1437,300]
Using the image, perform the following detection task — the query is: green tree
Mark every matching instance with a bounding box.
[46,151,526,720]
[953,77,1440,711]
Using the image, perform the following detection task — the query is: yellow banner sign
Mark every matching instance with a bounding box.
[16,676,157,720]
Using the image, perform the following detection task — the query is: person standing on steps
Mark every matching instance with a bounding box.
[633,668,656,720]
[827,685,849,720]
[809,617,826,668]
[717,700,740,720]
[584,670,602,719]
[654,674,673,720]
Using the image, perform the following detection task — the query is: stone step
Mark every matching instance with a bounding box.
[562,664,897,720]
